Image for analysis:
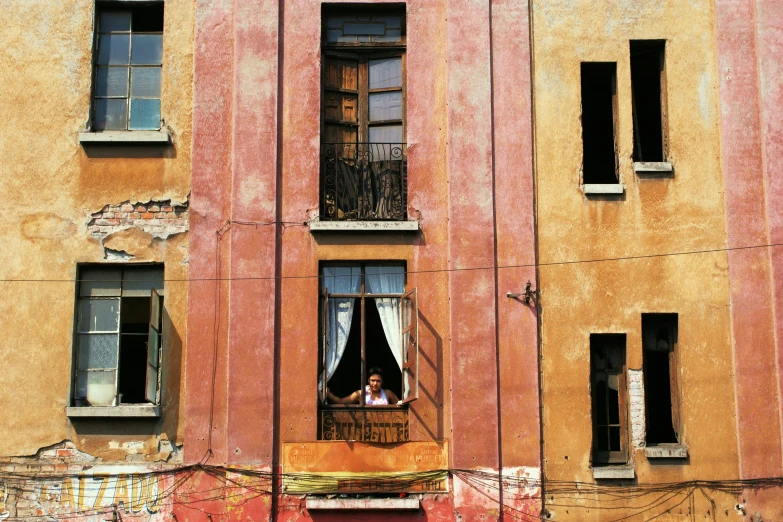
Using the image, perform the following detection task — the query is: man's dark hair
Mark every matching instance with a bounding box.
[367,367,384,380]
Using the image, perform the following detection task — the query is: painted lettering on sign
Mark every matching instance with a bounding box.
[58,475,161,514]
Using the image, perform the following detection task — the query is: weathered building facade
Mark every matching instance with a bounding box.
[1,0,783,521]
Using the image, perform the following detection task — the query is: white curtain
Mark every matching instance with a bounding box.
[321,267,361,391]
[365,265,405,370]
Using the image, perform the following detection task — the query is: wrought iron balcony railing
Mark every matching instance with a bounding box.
[321,142,407,221]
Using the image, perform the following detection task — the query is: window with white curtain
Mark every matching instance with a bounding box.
[319,263,418,407]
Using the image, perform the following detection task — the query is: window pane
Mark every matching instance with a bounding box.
[130,67,161,97]
[85,370,117,407]
[131,34,163,65]
[344,22,385,35]
[97,34,130,65]
[80,268,122,297]
[594,376,607,424]
[326,29,342,43]
[369,58,402,89]
[596,428,609,451]
[327,16,349,29]
[146,366,158,402]
[78,334,119,370]
[609,427,621,451]
[99,12,131,32]
[374,30,402,43]
[148,326,160,367]
[607,381,620,424]
[129,99,161,130]
[369,92,402,121]
[373,16,401,29]
[78,299,120,332]
[365,265,405,294]
[322,266,361,293]
[93,99,128,130]
[95,67,129,98]
[369,125,403,144]
[122,268,164,296]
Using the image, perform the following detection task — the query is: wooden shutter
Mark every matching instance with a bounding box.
[323,55,359,149]
[400,288,418,404]
[321,287,329,404]
[145,288,162,403]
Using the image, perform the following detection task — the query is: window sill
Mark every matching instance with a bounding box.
[66,405,161,418]
[78,130,171,145]
[309,219,419,232]
[582,184,624,195]
[592,465,634,480]
[306,498,420,511]
[634,162,673,174]
[645,445,688,459]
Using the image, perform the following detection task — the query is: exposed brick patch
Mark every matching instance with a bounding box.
[85,198,189,241]
[628,369,646,449]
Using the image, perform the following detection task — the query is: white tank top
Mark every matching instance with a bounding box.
[365,385,389,405]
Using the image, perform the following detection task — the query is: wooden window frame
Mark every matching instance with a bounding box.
[590,334,629,466]
[319,262,417,409]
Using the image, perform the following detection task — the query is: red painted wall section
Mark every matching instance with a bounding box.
[489,0,539,473]
[227,0,279,467]
[716,0,783,517]
[183,0,235,466]
[447,0,500,473]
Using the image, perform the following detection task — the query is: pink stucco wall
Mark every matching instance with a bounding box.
[181,0,539,520]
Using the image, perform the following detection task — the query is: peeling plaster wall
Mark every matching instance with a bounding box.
[0,0,194,460]
[533,0,741,519]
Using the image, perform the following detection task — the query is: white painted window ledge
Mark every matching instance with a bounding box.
[306,498,420,510]
[309,219,420,232]
[79,130,171,144]
[633,162,673,174]
[66,405,161,418]
[583,184,624,195]
[645,445,688,459]
[592,466,635,480]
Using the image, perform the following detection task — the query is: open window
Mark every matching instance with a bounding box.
[73,266,164,407]
[580,62,620,189]
[631,40,669,169]
[642,313,680,445]
[590,334,628,465]
[319,263,418,406]
[320,6,408,221]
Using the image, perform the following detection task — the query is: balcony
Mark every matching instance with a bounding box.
[319,407,409,443]
[321,142,407,221]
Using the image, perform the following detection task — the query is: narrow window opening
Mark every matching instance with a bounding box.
[642,313,679,445]
[590,333,627,465]
[631,41,666,162]
[581,63,618,184]
[118,297,150,404]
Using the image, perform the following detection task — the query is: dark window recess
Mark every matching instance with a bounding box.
[631,41,667,162]
[591,334,627,465]
[581,63,619,184]
[642,313,679,445]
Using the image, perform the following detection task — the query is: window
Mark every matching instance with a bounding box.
[320,7,407,220]
[73,266,163,407]
[319,264,418,406]
[630,41,668,164]
[590,334,628,465]
[642,313,680,445]
[91,4,164,131]
[580,63,619,185]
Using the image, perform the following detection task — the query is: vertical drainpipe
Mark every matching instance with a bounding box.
[487,0,505,519]
[526,0,546,516]
[271,0,285,519]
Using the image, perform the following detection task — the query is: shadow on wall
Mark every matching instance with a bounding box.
[410,310,444,440]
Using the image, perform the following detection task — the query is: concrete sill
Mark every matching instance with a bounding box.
[79,130,171,144]
[66,405,161,418]
[583,184,624,195]
[592,466,634,480]
[309,219,419,232]
[634,162,673,174]
[645,445,688,459]
[306,498,420,510]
